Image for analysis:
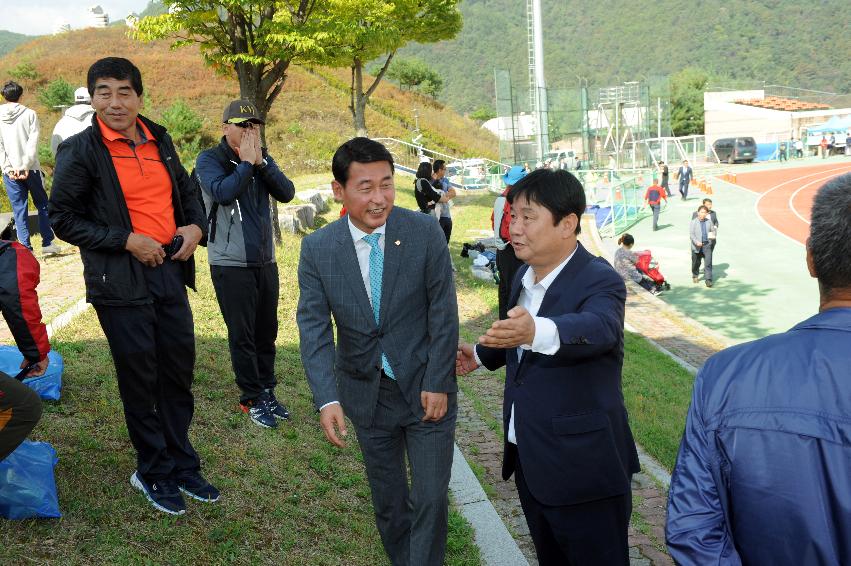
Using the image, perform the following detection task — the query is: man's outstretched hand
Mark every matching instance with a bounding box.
[319,403,348,448]
[456,343,479,376]
[478,306,535,349]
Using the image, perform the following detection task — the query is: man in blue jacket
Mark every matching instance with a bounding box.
[458,169,639,565]
[666,173,851,564]
[195,100,295,429]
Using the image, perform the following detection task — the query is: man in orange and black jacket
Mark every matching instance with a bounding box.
[49,57,216,515]
[0,239,48,461]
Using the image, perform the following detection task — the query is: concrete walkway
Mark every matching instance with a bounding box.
[608,171,818,343]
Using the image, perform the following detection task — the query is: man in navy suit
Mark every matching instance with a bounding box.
[457,168,640,565]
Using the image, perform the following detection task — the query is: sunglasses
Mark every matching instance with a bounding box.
[230,121,259,129]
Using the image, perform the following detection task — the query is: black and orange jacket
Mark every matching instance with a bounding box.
[0,240,50,363]
[49,114,206,306]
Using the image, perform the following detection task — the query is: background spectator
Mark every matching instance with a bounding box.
[0,81,60,255]
[614,233,660,295]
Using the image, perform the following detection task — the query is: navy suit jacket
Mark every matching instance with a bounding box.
[477,242,640,507]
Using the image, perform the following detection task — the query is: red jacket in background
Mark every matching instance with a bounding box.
[491,187,512,242]
[0,240,50,363]
[644,184,666,206]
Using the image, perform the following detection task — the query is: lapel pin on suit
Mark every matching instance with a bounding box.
[395,240,401,246]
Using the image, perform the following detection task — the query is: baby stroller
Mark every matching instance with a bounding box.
[635,250,671,292]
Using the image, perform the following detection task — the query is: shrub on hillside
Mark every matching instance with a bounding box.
[158,99,210,169]
[38,78,75,112]
[8,62,38,81]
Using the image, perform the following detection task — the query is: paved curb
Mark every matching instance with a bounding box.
[449,444,529,566]
[623,321,698,376]
[635,443,672,492]
[45,297,89,339]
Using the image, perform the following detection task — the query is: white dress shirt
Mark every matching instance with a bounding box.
[475,245,578,444]
[319,219,387,412]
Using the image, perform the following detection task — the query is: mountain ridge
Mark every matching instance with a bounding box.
[400,0,851,113]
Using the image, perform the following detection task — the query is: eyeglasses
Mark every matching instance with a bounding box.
[232,121,256,129]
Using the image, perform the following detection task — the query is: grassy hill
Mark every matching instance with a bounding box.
[0,30,32,57]
[400,0,851,113]
[0,26,497,177]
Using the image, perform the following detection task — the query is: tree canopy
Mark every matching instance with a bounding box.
[133,1,324,122]
[670,68,710,136]
[311,0,461,135]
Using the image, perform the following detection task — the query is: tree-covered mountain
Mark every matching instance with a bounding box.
[0,31,33,58]
[400,0,851,114]
[0,26,496,176]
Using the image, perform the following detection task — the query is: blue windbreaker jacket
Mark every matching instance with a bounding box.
[666,308,851,565]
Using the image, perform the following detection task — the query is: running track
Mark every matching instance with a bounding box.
[732,162,851,244]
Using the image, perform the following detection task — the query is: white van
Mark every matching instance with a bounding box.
[543,149,577,169]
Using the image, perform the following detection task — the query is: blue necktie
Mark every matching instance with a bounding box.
[363,233,395,379]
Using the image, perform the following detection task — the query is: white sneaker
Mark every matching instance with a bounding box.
[41,243,62,255]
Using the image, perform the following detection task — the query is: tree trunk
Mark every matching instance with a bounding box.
[350,61,368,137]
[348,53,395,138]
[235,60,290,246]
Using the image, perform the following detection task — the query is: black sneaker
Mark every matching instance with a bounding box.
[176,471,220,503]
[265,388,290,421]
[240,395,277,428]
[130,471,186,515]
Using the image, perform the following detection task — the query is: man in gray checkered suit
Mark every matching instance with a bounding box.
[297,137,458,566]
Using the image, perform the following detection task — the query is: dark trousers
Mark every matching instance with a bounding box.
[496,244,524,320]
[354,376,457,566]
[661,178,671,196]
[650,204,660,230]
[2,172,54,250]
[94,260,199,481]
[679,180,689,199]
[438,217,452,244]
[0,371,42,461]
[691,244,713,281]
[210,263,279,404]
[515,459,631,566]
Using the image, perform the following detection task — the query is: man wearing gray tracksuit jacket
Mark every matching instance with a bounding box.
[195,100,295,429]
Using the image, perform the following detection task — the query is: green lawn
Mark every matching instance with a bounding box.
[621,332,694,471]
[0,180,480,565]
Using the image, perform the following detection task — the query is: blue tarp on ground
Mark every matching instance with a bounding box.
[591,205,642,228]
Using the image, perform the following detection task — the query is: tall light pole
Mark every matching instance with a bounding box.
[528,0,549,160]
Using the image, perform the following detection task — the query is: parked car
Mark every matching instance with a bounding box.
[713,137,757,163]
[543,149,577,169]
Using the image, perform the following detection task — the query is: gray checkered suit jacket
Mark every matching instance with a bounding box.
[297,206,458,427]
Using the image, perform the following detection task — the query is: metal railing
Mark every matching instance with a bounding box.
[574,168,657,238]
[372,137,510,191]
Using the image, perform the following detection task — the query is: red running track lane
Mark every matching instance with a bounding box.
[733,163,851,245]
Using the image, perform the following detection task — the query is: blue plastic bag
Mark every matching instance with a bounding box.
[0,345,63,401]
[0,440,61,519]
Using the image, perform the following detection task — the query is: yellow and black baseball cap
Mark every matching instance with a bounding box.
[222,99,265,125]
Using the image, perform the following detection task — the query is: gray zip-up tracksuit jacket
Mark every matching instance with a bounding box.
[195,138,295,266]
